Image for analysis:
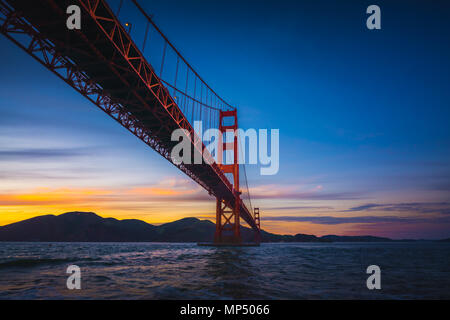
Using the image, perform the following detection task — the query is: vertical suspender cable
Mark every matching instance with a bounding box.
[173,56,179,100]
[184,69,189,114]
[142,20,150,53]
[192,77,196,123]
[159,41,167,78]
[116,0,123,16]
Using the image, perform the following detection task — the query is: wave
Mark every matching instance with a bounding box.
[0,257,96,269]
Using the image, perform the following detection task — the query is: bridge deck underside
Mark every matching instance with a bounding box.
[4,0,258,231]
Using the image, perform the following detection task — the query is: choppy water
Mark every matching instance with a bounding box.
[0,242,449,299]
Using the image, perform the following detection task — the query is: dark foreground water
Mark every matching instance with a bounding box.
[0,242,449,299]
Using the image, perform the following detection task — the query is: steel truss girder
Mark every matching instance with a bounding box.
[75,0,236,195]
[0,0,212,193]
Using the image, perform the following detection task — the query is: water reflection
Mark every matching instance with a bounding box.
[0,242,449,299]
[202,247,265,299]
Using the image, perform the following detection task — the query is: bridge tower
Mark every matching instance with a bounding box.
[254,208,261,242]
[215,110,241,243]
[254,208,260,229]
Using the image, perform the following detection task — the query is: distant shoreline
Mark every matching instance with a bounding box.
[1,212,449,243]
[1,240,448,244]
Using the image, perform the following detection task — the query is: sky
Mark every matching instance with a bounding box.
[1,0,450,239]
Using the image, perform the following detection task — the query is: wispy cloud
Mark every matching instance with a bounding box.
[268,205,334,211]
[345,202,450,214]
[250,184,365,200]
[263,215,450,225]
[0,147,89,160]
[0,168,97,181]
[0,177,211,206]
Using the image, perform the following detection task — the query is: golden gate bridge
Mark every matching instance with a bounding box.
[0,0,261,244]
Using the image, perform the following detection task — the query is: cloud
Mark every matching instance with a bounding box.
[0,147,88,160]
[0,177,212,206]
[263,215,450,225]
[268,205,334,211]
[250,184,365,200]
[126,177,211,201]
[0,169,93,181]
[345,202,450,214]
[346,203,383,211]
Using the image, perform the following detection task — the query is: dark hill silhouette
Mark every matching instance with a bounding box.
[321,235,393,242]
[0,212,330,242]
[0,211,430,242]
[0,212,158,242]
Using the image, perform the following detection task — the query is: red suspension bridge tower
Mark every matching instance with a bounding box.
[215,110,241,243]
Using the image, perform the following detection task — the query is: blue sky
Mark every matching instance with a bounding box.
[0,0,449,238]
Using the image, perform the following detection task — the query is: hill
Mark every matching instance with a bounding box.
[0,212,327,242]
[0,211,427,243]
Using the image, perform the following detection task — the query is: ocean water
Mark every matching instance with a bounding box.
[0,242,449,299]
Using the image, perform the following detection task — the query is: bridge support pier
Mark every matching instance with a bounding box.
[214,197,241,244]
